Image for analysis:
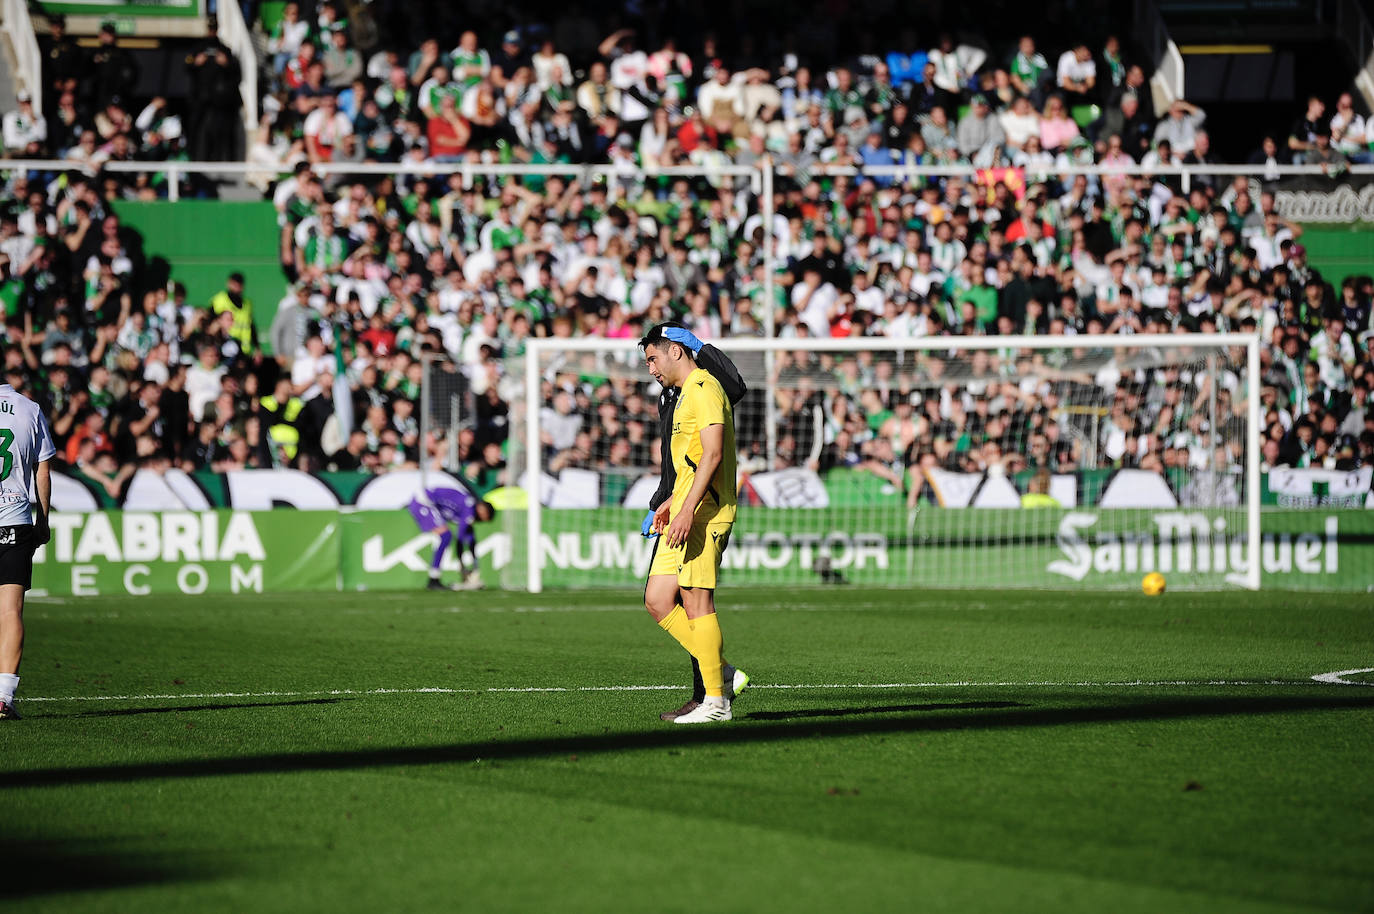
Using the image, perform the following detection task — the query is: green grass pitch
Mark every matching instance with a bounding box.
[2,587,1372,913]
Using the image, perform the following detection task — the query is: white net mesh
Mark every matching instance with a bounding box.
[419,353,474,478]
[521,335,1256,592]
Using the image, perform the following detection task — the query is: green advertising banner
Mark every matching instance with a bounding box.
[30,507,1374,595]
[34,0,201,21]
[338,512,511,592]
[35,510,340,597]
[339,507,1374,593]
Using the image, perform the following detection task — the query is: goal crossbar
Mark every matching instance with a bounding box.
[524,332,1259,354]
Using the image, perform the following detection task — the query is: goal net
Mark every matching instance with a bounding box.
[517,333,1260,592]
[419,352,473,487]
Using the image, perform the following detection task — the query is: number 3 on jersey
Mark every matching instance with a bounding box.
[0,429,14,481]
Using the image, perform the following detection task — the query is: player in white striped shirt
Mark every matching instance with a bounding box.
[0,382,56,719]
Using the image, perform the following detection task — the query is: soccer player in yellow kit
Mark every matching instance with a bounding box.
[640,323,748,722]
[640,323,738,723]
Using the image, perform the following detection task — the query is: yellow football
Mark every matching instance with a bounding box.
[1142,572,1167,596]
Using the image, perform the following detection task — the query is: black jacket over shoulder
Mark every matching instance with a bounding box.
[649,344,747,511]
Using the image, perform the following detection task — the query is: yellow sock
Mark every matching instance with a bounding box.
[658,605,696,655]
[691,612,725,697]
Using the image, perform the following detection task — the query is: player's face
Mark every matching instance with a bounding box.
[644,344,668,385]
[644,342,688,386]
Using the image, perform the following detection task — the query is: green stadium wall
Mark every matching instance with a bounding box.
[1299,223,1374,287]
[112,200,285,353]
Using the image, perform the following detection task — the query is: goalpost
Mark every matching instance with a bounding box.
[521,333,1261,594]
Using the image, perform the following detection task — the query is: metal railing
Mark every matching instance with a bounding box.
[1,0,43,115]
[5,156,1371,195]
[9,157,1370,180]
[786,161,1372,198]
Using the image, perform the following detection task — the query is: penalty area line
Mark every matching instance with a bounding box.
[20,676,1367,704]
[1310,667,1374,685]
[18,687,481,703]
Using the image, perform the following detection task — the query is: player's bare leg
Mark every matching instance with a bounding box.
[643,574,680,623]
[0,583,26,719]
[674,586,731,723]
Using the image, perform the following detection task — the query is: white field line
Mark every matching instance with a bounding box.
[18,673,1372,703]
[30,602,990,617]
[1310,667,1374,685]
[354,602,993,614]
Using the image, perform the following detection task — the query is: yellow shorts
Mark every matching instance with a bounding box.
[648,521,732,590]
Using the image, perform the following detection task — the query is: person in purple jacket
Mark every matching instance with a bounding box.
[408,486,494,590]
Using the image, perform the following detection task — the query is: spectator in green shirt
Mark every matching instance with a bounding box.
[824,68,865,125]
[0,256,21,319]
[1009,36,1048,106]
[959,271,999,331]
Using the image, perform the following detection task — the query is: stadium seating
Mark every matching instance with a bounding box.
[2,12,1371,504]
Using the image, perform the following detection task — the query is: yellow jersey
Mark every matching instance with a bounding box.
[669,367,737,524]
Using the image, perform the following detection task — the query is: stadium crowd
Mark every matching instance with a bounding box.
[4,12,1374,503]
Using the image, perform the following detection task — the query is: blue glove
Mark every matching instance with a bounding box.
[663,326,703,355]
[641,510,659,538]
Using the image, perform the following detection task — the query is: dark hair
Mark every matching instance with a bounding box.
[638,320,688,351]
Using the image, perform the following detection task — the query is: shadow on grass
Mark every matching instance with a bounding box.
[6,694,1373,789]
[0,838,224,899]
[745,700,1023,720]
[42,697,348,720]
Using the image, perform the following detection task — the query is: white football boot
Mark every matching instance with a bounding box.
[673,696,732,724]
